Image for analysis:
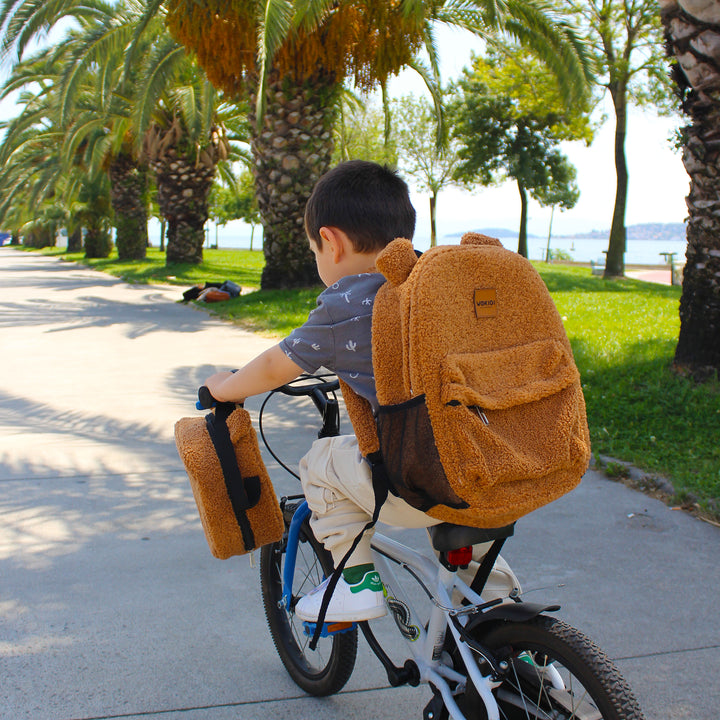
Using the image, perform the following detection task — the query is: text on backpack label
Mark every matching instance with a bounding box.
[474,288,497,318]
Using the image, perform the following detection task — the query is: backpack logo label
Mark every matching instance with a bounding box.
[474,288,497,317]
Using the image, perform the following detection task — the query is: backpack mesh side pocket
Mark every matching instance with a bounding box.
[376,395,469,512]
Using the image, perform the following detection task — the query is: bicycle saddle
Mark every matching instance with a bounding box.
[428,522,515,552]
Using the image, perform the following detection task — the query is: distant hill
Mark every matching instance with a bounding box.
[556,222,686,241]
[446,227,541,239]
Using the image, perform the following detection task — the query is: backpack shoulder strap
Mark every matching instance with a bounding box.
[338,378,379,456]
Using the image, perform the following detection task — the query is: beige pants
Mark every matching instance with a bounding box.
[299,435,520,600]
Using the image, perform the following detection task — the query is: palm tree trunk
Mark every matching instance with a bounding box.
[109,153,149,260]
[660,0,720,378]
[151,148,216,265]
[84,228,112,258]
[67,226,82,252]
[661,0,720,375]
[604,82,628,278]
[517,179,529,258]
[250,72,339,289]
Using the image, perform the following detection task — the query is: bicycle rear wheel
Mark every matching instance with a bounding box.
[259,506,358,696]
[459,615,645,719]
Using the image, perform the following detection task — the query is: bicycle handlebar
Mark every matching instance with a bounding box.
[276,375,340,397]
[196,373,339,411]
[195,373,341,482]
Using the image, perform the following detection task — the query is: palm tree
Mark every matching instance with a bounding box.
[660,0,720,375]
[160,0,592,288]
[56,1,154,259]
[1,0,151,258]
[1,0,245,265]
[132,30,240,263]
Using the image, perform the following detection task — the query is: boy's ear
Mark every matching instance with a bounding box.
[319,226,345,263]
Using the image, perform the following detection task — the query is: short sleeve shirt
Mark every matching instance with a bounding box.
[279,273,385,411]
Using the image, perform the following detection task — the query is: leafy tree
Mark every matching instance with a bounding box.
[392,94,460,247]
[333,94,397,167]
[565,0,673,278]
[661,0,720,375]
[450,47,591,257]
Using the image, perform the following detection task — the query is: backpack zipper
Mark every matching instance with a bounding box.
[471,406,490,425]
[447,400,490,425]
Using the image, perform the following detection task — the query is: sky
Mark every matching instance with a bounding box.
[0,21,689,246]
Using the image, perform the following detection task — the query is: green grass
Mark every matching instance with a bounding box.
[26,246,720,518]
[538,263,719,518]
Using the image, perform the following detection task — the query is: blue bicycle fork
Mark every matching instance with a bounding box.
[281,500,311,611]
[281,500,358,638]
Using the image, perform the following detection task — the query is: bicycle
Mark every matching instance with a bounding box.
[201,374,646,720]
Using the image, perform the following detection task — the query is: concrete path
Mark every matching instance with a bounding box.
[626,268,674,285]
[1,247,718,720]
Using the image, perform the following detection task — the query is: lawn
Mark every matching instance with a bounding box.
[30,245,720,519]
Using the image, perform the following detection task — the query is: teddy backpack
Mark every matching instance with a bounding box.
[341,232,592,529]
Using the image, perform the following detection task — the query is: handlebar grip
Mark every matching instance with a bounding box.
[197,385,216,410]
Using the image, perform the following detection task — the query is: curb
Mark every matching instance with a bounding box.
[593,454,720,527]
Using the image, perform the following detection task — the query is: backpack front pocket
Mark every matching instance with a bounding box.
[437,340,586,496]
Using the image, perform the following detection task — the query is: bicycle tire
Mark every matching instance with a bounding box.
[259,511,358,696]
[457,614,645,719]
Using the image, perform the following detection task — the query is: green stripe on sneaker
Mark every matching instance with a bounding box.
[349,571,383,593]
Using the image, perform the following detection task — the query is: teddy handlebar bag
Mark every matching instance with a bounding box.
[174,401,283,559]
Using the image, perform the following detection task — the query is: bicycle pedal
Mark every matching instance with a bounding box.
[302,620,356,638]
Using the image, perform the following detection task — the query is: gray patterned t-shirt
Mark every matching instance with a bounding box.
[279,273,385,411]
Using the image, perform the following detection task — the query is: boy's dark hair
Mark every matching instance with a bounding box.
[305,160,416,253]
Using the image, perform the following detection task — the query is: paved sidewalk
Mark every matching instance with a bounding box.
[1,247,718,720]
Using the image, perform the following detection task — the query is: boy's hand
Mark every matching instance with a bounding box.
[204,371,243,403]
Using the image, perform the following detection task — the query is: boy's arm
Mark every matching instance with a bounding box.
[204,343,303,403]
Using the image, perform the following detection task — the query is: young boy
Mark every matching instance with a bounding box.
[204,160,517,623]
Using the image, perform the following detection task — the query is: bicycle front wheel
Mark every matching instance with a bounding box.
[461,615,645,719]
[259,509,357,696]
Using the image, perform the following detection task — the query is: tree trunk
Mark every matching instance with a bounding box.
[429,194,437,247]
[150,148,216,265]
[67,227,83,252]
[109,153,149,260]
[604,82,628,278]
[250,72,338,289]
[84,229,112,258]
[661,0,720,375]
[24,226,55,248]
[10,232,20,246]
[517,179,529,258]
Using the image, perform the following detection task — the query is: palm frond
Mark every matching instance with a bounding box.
[292,0,333,31]
[405,57,448,149]
[133,36,185,143]
[255,0,293,122]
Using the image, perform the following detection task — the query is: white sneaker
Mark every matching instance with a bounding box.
[295,571,387,622]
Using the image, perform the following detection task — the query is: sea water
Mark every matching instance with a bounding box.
[519,235,688,266]
[150,219,688,267]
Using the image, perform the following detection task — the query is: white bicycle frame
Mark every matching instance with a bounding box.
[370,530,565,720]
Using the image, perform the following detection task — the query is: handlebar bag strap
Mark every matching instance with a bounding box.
[174,403,284,559]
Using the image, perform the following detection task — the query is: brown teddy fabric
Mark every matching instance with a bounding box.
[342,232,591,529]
[175,406,284,559]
